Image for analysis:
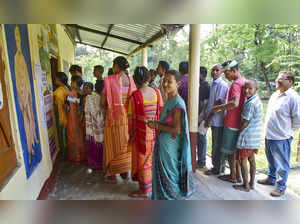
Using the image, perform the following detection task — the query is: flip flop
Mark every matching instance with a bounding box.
[218,175,238,183]
[104,176,117,184]
[128,191,148,198]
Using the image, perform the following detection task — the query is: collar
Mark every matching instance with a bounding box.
[276,88,293,97]
[246,94,257,102]
[212,77,222,84]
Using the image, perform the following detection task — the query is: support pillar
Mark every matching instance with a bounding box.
[142,48,147,67]
[297,132,300,162]
[188,24,201,172]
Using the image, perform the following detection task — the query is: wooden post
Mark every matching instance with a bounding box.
[188,24,201,172]
[142,48,147,67]
[297,132,300,162]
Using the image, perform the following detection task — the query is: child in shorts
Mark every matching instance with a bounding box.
[233,79,263,192]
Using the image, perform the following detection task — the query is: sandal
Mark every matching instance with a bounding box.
[120,172,129,180]
[218,175,238,183]
[128,191,148,198]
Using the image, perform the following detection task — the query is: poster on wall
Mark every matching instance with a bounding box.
[4,24,42,179]
[37,26,60,161]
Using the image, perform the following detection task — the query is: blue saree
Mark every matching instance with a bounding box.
[152,97,194,200]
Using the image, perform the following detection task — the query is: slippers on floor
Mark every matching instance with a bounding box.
[128,191,148,198]
[218,175,238,183]
[104,176,117,184]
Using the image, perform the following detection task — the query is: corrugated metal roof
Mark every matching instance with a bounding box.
[64,24,184,56]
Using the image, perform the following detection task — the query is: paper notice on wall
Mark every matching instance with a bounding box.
[34,61,47,129]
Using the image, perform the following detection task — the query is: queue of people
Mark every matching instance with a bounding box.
[53,56,300,200]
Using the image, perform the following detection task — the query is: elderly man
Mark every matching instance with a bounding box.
[211,60,246,183]
[204,64,228,175]
[258,71,300,197]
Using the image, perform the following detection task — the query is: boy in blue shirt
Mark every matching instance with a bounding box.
[234,79,263,192]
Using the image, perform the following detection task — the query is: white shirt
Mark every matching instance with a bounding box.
[265,88,300,140]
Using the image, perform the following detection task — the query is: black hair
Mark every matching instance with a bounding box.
[200,66,208,77]
[149,69,156,76]
[133,66,150,86]
[83,82,94,91]
[71,75,83,88]
[94,65,104,73]
[55,72,68,86]
[222,60,239,71]
[158,60,169,72]
[108,68,114,76]
[166,69,181,82]
[279,71,295,84]
[113,56,130,71]
[69,64,82,74]
[179,61,189,75]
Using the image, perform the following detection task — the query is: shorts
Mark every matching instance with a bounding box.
[236,148,258,159]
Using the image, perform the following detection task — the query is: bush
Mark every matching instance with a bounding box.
[294,82,300,93]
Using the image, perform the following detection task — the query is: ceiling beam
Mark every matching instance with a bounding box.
[77,41,128,56]
[101,24,114,48]
[128,30,166,57]
[75,28,82,43]
[67,24,143,45]
[63,25,76,46]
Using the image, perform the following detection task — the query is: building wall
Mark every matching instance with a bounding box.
[0,24,75,200]
[57,25,75,77]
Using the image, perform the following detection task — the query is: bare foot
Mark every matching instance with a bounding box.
[249,183,255,190]
[233,184,250,192]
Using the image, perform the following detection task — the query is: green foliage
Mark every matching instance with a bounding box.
[201,24,300,97]
[76,24,300,97]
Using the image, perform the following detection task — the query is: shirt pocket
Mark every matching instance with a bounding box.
[275,101,290,117]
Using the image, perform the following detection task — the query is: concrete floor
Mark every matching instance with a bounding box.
[47,160,300,200]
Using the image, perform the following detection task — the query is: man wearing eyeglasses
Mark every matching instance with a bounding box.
[258,71,300,197]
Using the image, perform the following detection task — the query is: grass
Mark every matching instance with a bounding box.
[205,102,300,170]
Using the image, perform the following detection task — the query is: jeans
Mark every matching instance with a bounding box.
[211,126,225,173]
[197,134,207,166]
[265,138,293,191]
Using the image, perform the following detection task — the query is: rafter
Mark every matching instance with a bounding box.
[67,24,143,45]
[77,41,128,56]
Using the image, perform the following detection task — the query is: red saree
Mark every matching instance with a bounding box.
[66,90,87,163]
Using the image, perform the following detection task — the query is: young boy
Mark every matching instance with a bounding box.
[233,79,263,192]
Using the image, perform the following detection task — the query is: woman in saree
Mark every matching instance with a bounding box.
[128,66,163,198]
[53,72,70,159]
[147,69,194,200]
[66,75,87,163]
[101,56,137,183]
[85,84,105,171]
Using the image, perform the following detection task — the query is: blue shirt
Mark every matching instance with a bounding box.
[265,88,300,140]
[237,94,263,149]
[205,77,228,127]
